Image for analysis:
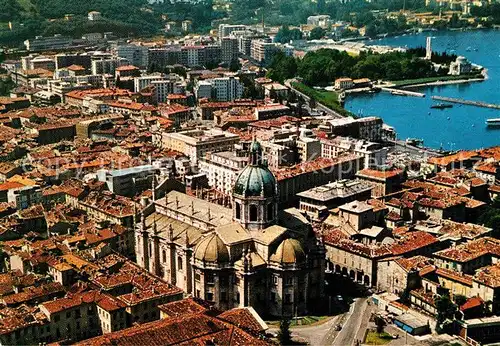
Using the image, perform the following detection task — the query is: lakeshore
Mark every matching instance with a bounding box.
[345,30,500,150]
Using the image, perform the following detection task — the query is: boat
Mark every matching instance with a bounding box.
[486,118,500,127]
[406,138,424,146]
[391,90,407,96]
[431,103,453,109]
[466,47,472,52]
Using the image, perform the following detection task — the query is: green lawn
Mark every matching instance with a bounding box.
[390,73,484,87]
[291,82,354,118]
[365,331,393,345]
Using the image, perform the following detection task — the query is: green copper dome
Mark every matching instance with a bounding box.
[233,139,277,198]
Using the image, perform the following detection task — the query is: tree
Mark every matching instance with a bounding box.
[309,96,317,109]
[278,319,291,345]
[229,59,241,72]
[436,294,457,325]
[269,86,278,100]
[309,26,326,40]
[374,315,387,334]
[454,294,467,307]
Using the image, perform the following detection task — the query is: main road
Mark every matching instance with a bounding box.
[284,79,345,119]
[322,297,372,346]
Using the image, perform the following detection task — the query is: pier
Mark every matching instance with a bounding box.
[431,96,500,110]
[380,87,426,98]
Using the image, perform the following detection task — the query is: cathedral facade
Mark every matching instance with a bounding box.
[135,140,326,317]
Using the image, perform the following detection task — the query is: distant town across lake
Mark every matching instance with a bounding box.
[345,30,500,151]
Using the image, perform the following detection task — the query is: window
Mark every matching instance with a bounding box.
[271,292,276,303]
[236,292,240,304]
[196,289,201,298]
[285,294,291,304]
[235,202,241,219]
[195,273,201,281]
[221,291,227,302]
[286,277,293,285]
[273,275,278,285]
[178,256,183,270]
[162,250,167,263]
[249,205,258,221]
[206,292,214,301]
[267,203,274,220]
[54,315,60,322]
[66,311,71,318]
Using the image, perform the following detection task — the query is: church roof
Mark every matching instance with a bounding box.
[216,222,251,245]
[194,233,230,263]
[233,139,276,198]
[252,225,287,246]
[270,238,306,264]
[157,191,233,228]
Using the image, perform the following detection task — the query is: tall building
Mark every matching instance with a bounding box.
[194,76,244,102]
[116,44,149,69]
[135,140,325,318]
[91,57,128,75]
[221,37,239,64]
[218,24,248,40]
[251,40,278,64]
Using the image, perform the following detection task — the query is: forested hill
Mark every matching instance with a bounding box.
[0,0,216,47]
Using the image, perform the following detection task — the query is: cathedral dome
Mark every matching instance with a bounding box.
[233,140,276,198]
[194,233,230,263]
[270,238,306,264]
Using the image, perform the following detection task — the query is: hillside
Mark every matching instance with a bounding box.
[0,0,215,47]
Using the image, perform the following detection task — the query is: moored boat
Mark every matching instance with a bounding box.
[486,118,500,127]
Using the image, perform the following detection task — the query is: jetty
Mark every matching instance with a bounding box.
[380,87,425,98]
[431,96,500,110]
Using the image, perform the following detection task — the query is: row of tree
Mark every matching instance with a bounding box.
[267,48,445,85]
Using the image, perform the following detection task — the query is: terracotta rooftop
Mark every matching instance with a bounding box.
[435,237,500,263]
[273,155,360,181]
[395,255,433,272]
[158,297,209,318]
[428,150,477,166]
[357,168,403,180]
[390,231,438,256]
[73,312,271,346]
[436,267,473,286]
[474,262,500,288]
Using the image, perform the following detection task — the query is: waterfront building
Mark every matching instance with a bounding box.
[335,78,355,90]
[449,56,472,76]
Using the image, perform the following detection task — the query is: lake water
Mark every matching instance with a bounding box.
[344,30,500,150]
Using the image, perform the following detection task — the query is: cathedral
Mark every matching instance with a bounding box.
[135,140,326,318]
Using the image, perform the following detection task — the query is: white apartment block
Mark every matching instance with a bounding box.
[91,58,127,75]
[116,44,149,68]
[194,76,243,102]
[250,40,278,63]
[218,24,248,40]
[198,151,248,194]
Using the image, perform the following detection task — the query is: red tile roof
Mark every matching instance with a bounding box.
[73,313,271,346]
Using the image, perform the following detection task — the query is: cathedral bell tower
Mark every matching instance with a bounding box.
[232,139,278,231]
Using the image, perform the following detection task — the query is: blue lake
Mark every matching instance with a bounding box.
[344,30,500,150]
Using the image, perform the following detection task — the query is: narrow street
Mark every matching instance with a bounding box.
[326,297,373,346]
